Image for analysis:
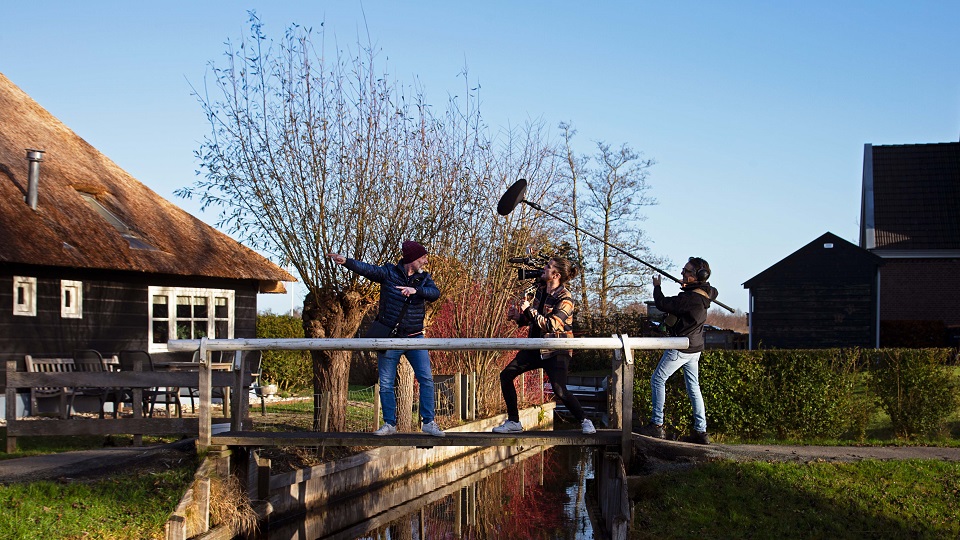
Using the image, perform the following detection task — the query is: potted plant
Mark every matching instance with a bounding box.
[260,380,278,397]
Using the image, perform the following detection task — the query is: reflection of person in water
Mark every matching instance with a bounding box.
[492,256,596,435]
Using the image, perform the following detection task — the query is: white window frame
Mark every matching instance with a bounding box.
[61,280,83,319]
[13,276,37,317]
[147,286,235,353]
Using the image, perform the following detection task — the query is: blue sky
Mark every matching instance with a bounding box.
[2,1,958,314]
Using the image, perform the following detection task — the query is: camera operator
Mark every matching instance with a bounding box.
[493,256,596,435]
[640,257,718,444]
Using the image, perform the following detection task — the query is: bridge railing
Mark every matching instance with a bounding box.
[168,335,688,465]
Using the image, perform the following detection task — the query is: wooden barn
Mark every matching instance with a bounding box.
[860,141,960,347]
[0,72,295,385]
[743,232,883,349]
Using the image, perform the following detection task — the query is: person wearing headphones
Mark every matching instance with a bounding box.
[640,257,718,444]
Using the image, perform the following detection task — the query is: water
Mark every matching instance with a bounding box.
[264,445,598,539]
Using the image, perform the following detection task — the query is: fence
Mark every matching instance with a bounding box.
[166,335,687,464]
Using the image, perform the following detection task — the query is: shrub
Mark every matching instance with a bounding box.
[256,313,312,392]
[867,348,959,439]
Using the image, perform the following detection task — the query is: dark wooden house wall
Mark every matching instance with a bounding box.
[0,264,259,387]
[750,283,877,349]
[877,258,960,326]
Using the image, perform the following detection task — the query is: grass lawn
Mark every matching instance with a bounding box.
[632,459,960,539]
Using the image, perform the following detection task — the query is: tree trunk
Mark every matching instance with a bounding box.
[302,288,365,432]
[395,359,415,431]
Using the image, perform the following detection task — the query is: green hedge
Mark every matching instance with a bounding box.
[256,313,312,392]
[632,348,959,441]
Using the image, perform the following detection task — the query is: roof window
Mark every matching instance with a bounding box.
[78,192,160,251]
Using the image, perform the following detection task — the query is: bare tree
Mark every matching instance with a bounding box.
[180,17,496,430]
[180,17,560,430]
[558,122,592,313]
[577,141,663,318]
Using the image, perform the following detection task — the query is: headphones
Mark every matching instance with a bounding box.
[688,257,711,282]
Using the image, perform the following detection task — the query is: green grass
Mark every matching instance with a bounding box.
[632,459,960,539]
[0,461,195,539]
[0,431,181,460]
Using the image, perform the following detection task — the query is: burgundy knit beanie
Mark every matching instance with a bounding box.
[400,240,428,264]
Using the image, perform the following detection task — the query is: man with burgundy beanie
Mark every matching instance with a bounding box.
[328,241,444,437]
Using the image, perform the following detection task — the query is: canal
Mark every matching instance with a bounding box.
[263,444,599,539]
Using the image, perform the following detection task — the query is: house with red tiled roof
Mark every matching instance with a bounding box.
[860,141,960,346]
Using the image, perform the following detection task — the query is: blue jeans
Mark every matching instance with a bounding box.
[378,336,436,426]
[650,349,707,433]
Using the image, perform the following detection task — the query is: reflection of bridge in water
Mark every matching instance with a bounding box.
[166,335,688,540]
[267,444,595,539]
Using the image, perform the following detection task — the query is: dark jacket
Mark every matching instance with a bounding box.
[653,281,718,353]
[345,259,440,336]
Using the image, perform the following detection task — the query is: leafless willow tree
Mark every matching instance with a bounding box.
[178,16,554,430]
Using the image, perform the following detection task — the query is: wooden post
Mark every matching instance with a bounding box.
[610,336,624,430]
[618,334,635,472]
[469,372,476,420]
[6,360,17,453]
[131,357,143,447]
[198,338,212,451]
[454,372,463,421]
[231,350,244,432]
[373,383,381,430]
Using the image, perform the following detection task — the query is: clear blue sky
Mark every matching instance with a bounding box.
[3,1,958,315]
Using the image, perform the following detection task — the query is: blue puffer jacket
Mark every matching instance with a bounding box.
[344,259,440,336]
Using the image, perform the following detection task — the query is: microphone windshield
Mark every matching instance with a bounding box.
[497,178,528,216]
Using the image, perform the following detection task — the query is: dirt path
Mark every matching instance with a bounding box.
[633,434,960,471]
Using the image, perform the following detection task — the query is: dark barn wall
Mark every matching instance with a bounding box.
[1,264,260,386]
[745,233,882,350]
[750,283,877,349]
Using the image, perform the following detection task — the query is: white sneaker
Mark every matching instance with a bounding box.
[373,423,397,436]
[581,419,597,434]
[421,420,446,437]
[492,420,524,433]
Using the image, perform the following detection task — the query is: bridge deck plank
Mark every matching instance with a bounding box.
[213,429,621,447]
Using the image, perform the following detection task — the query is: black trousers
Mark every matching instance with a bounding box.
[499,349,586,423]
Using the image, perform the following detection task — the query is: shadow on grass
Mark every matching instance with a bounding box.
[632,459,960,539]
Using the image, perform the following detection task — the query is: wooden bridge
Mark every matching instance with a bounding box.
[167,335,687,467]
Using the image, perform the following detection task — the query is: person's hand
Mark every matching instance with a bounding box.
[520,299,531,311]
[652,274,662,287]
[328,253,346,265]
[396,286,416,297]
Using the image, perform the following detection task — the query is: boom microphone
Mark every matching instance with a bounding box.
[497,178,736,313]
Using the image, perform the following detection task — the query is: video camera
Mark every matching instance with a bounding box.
[508,254,548,281]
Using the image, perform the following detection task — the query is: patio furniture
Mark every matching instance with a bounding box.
[24,355,74,419]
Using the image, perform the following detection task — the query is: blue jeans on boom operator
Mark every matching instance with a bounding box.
[650,349,707,433]
[377,335,436,426]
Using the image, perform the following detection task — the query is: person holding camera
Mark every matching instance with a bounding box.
[640,257,718,444]
[328,241,445,437]
[493,256,597,435]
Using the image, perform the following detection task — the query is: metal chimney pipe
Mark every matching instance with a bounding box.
[26,149,45,210]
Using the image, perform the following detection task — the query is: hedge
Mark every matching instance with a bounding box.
[632,348,959,441]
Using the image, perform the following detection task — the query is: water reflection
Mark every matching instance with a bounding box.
[265,445,596,539]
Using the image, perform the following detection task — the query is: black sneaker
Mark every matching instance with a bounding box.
[681,431,710,445]
[639,422,665,439]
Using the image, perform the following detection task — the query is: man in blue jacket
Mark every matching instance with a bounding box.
[328,241,445,437]
[640,257,718,445]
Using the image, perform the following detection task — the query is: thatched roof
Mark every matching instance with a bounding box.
[0,72,295,291]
